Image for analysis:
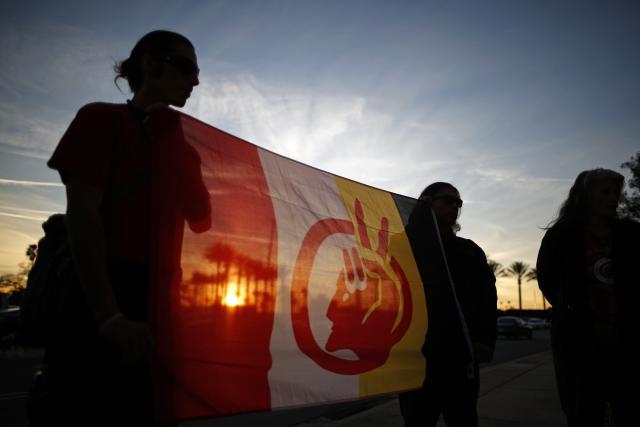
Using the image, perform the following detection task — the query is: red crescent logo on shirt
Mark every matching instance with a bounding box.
[291,198,412,375]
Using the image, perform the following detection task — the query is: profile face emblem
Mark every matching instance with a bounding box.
[291,198,412,374]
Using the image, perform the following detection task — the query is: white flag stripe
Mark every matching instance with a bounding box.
[259,149,360,407]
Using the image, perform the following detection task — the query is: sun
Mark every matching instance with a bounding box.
[224,292,241,307]
[222,282,245,307]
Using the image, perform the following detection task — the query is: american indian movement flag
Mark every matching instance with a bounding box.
[146,109,434,426]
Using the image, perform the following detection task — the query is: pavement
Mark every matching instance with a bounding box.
[1,348,565,427]
[295,350,565,427]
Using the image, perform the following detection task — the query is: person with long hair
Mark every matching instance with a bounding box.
[399,182,496,427]
[537,168,639,426]
[38,30,210,426]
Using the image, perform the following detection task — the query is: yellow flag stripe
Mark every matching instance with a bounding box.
[334,177,427,397]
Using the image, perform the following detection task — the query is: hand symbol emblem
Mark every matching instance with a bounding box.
[292,198,412,374]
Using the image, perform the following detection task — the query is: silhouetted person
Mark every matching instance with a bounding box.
[40,30,210,427]
[399,182,496,427]
[537,168,639,427]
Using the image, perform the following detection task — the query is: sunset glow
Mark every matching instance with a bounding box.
[223,282,245,307]
[224,292,241,307]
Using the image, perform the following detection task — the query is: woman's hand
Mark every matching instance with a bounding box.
[100,313,153,365]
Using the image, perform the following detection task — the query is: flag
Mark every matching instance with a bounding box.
[148,110,429,425]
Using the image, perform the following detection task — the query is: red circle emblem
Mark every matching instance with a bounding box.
[291,198,412,374]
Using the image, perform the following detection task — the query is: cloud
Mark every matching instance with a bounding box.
[0,102,70,160]
[187,75,369,150]
[0,21,124,102]
[187,75,390,173]
[0,21,127,161]
[0,211,49,221]
[0,204,59,222]
[0,178,63,187]
[467,168,572,186]
[185,74,478,198]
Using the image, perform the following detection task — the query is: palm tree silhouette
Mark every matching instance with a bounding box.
[487,257,506,277]
[524,268,547,310]
[503,261,532,311]
[525,268,537,281]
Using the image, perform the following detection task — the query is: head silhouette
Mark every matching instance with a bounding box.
[549,168,624,227]
[418,182,462,234]
[114,30,199,107]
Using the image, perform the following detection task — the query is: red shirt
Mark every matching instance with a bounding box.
[48,102,184,264]
[49,102,211,331]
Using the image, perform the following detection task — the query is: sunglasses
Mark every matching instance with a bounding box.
[433,195,463,208]
[162,55,200,76]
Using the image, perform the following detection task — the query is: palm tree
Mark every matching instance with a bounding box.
[525,268,537,281]
[503,261,532,311]
[524,268,548,310]
[487,257,506,277]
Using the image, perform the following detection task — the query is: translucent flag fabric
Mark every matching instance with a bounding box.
[148,110,430,425]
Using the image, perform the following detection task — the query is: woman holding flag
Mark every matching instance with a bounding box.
[38,30,210,426]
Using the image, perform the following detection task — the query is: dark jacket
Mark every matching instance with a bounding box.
[537,218,640,356]
[537,218,640,412]
[406,204,497,367]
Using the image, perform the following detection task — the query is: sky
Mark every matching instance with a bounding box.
[1,0,639,309]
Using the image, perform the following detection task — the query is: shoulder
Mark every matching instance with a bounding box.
[542,221,579,243]
[58,102,129,144]
[78,101,125,112]
[61,102,133,140]
[47,102,128,180]
[67,102,129,133]
[74,102,127,121]
[454,236,486,258]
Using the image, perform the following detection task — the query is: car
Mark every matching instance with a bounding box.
[496,316,533,340]
[524,317,549,330]
[0,306,21,341]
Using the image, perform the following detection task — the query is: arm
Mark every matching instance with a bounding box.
[65,181,151,363]
[181,144,212,233]
[65,181,118,323]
